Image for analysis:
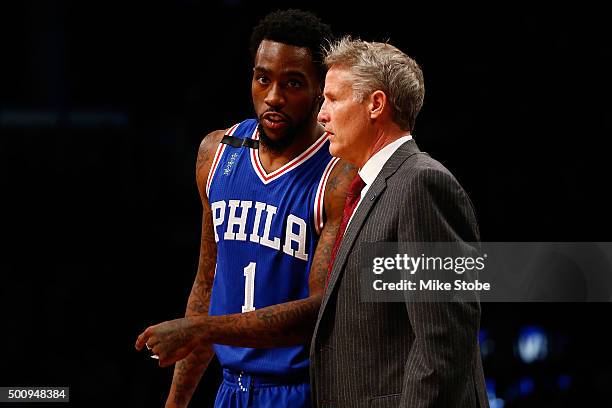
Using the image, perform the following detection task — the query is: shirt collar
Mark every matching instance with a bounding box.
[358,135,413,187]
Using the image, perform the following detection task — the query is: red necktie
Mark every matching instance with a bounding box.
[326,174,366,287]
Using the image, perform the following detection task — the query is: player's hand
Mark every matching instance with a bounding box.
[135,317,203,367]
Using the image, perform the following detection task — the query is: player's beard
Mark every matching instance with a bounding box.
[257,121,300,154]
[257,98,319,154]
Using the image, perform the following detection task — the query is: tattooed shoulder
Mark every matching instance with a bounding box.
[324,160,357,212]
[196,129,226,197]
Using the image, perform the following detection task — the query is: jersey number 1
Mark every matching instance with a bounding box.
[242,262,256,313]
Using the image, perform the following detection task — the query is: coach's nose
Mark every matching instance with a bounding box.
[318,99,330,124]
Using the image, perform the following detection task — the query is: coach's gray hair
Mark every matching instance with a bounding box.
[324,37,424,131]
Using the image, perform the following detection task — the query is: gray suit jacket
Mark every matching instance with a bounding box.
[310,140,489,408]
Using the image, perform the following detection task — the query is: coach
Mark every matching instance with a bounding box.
[310,37,489,408]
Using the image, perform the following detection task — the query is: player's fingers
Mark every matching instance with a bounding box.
[135,327,151,350]
[135,334,144,350]
[159,350,178,368]
[159,356,169,368]
[147,335,160,353]
[154,348,167,366]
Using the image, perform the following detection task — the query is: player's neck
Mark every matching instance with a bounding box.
[259,122,325,173]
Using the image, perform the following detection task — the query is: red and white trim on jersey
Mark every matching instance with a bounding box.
[205,122,240,198]
[313,157,340,235]
[250,129,332,185]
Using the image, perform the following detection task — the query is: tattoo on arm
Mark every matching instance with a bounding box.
[309,161,358,292]
[254,299,320,337]
[167,131,224,407]
[171,347,212,407]
[329,163,354,191]
[195,297,321,348]
[192,161,358,349]
[309,222,338,292]
[169,145,357,362]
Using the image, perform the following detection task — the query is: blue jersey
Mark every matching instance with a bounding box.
[206,119,338,376]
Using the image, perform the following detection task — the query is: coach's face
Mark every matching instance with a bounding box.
[318,67,371,167]
[252,40,321,143]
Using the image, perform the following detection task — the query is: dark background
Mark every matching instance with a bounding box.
[1,1,611,407]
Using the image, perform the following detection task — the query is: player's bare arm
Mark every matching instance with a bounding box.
[136,158,357,368]
[309,161,357,292]
[162,130,224,408]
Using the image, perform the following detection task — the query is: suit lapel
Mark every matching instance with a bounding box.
[316,140,423,321]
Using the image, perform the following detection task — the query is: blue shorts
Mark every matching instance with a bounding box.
[214,369,310,408]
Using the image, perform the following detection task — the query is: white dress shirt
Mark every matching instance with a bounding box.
[347,135,413,228]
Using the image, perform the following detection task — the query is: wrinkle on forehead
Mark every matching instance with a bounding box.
[324,67,354,97]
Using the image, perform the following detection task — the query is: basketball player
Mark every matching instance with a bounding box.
[135,10,355,408]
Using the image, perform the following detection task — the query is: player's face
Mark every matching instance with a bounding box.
[252,40,321,146]
[318,67,372,167]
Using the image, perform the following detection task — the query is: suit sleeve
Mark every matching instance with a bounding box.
[398,166,482,407]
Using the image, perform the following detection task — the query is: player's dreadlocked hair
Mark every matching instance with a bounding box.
[250,9,333,82]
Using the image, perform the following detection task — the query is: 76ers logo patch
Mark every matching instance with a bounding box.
[224,153,239,175]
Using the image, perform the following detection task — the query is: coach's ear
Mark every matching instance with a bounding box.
[368,90,387,120]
